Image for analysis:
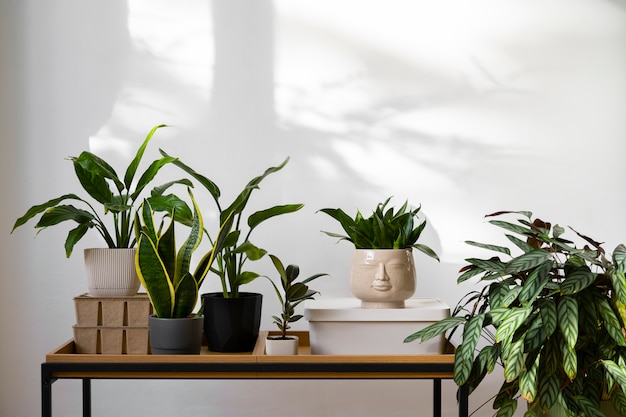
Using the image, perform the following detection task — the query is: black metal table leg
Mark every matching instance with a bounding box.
[458,385,469,417]
[82,379,91,417]
[433,379,441,417]
[41,364,53,417]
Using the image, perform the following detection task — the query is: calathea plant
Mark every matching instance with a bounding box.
[12,125,193,257]
[158,154,304,298]
[405,211,626,417]
[266,254,328,339]
[319,197,439,261]
[134,189,234,318]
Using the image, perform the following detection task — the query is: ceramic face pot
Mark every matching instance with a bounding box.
[350,248,416,309]
[84,248,140,297]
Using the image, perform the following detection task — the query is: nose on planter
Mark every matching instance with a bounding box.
[201,292,263,352]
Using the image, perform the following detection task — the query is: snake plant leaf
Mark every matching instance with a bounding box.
[11,194,84,231]
[465,240,512,256]
[247,204,304,231]
[495,398,518,417]
[520,353,540,402]
[71,152,120,201]
[35,205,95,227]
[495,307,533,344]
[505,250,552,274]
[157,212,176,287]
[597,298,626,346]
[174,193,203,288]
[65,223,91,257]
[172,272,198,318]
[124,124,167,191]
[557,296,579,350]
[130,155,178,201]
[136,231,175,318]
[560,266,595,295]
[159,149,221,205]
[404,316,466,343]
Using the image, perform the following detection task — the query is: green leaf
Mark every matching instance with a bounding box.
[489,219,532,235]
[11,194,82,231]
[124,124,167,191]
[610,270,626,306]
[465,240,511,256]
[71,152,119,202]
[136,231,174,318]
[614,244,626,273]
[160,149,221,204]
[495,398,518,417]
[597,298,626,346]
[560,336,577,381]
[505,250,552,274]
[65,223,92,257]
[557,295,578,350]
[464,257,506,273]
[520,353,540,402]
[609,388,626,416]
[560,266,595,295]
[538,367,561,412]
[412,243,440,261]
[505,234,535,253]
[174,190,203,287]
[504,338,525,382]
[172,272,198,318]
[453,342,475,385]
[130,156,178,201]
[519,261,551,303]
[495,307,533,344]
[603,360,626,392]
[35,205,95,228]
[247,204,304,231]
[572,396,605,417]
[404,316,467,343]
[235,271,260,286]
[538,299,557,338]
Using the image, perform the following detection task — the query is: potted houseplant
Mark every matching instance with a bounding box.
[134,189,233,354]
[405,211,626,417]
[161,154,304,351]
[11,124,194,296]
[319,197,439,308]
[264,254,328,355]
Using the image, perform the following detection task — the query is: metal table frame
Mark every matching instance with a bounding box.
[42,332,468,417]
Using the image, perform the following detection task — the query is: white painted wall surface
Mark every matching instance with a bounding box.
[1,1,625,416]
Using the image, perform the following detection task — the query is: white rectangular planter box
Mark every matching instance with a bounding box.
[304,298,450,355]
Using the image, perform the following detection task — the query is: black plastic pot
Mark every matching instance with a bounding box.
[148,315,203,354]
[201,292,262,352]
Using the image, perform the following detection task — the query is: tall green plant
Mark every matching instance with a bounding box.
[319,197,439,261]
[158,154,304,298]
[12,125,193,257]
[405,211,626,417]
[134,189,234,318]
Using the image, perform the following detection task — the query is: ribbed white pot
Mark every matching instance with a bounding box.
[84,248,140,297]
[350,249,416,308]
[265,336,299,355]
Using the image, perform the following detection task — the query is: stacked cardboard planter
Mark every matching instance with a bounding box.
[73,293,153,354]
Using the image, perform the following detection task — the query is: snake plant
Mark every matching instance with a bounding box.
[405,211,626,417]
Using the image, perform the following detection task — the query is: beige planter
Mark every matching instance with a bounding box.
[84,248,140,297]
[265,336,299,355]
[350,248,416,308]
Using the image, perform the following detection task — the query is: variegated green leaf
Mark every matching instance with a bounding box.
[476,344,500,375]
[519,261,551,303]
[538,370,561,412]
[614,244,626,273]
[557,295,578,350]
[465,257,506,273]
[610,388,626,416]
[495,307,533,344]
[504,338,525,382]
[524,316,546,353]
[603,360,626,393]
[573,396,605,417]
[560,266,595,295]
[495,398,518,417]
[520,353,540,402]
[453,342,475,385]
[506,233,535,253]
[560,336,577,381]
[538,299,557,338]
[489,219,532,235]
[463,313,485,352]
[505,250,552,274]
[597,298,626,346]
[610,270,626,305]
[465,240,511,256]
[500,286,522,308]
[404,316,466,343]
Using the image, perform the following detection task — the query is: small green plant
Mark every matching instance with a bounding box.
[160,154,304,298]
[405,211,626,417]
[12,125,193,257]
[266,254,328,339]
[319,197,439,261]
[134,189,233,318]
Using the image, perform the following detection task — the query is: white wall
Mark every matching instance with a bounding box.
[1,1,625,416]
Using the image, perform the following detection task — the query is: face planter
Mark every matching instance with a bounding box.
[350,249,416,308]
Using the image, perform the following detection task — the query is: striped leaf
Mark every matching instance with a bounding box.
[603,360,626,392]
[504,338,525,382]
[453,341,476,385]
[519,261,551,303]
[610,270,626,305]
[500,286,523,309]
[538,370,561,412]
[463,314,485,353]
[524,316,547,353]
[609,389,626,416]
[560,336,577,381]
[404,316,466,343]
[505,250,552,274]
[495,307,533,344]
[520,353,540,402]
[557,296,579,350]
[465,240,511,256]
[465,257,506,273]
[560,266,595,295]
[538,299,557,338]
[458,265,486,283]
[476,344,500,374]
[489,219,532,235]
[506,234,535,253]
[495,398,518,417]
[614,244,626,273]
[573,396,605,417]
[597,298,626,346]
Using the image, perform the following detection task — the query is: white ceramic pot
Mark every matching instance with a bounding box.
[350,248,416,309]
[84,248,140,297]
[265,335,299,355]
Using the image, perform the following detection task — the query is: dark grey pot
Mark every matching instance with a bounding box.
[149,315,203,355]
